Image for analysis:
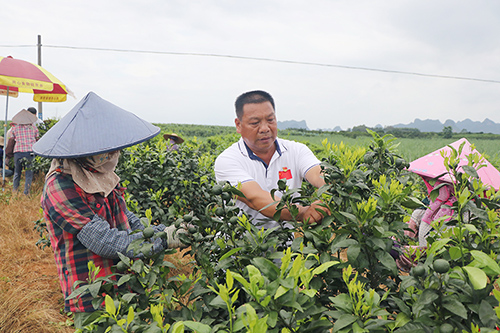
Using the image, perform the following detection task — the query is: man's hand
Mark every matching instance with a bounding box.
[299,200,330,224]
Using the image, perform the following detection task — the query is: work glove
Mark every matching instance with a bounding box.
[163,224,190,249]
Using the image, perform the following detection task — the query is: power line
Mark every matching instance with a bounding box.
[2,43,500,84]
[0,45,35,48]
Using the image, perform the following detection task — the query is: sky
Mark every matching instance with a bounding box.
[1,1,500,131]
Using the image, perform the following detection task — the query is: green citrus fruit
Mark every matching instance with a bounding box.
[116,261,128,272]
[143,227,155,239]
[439,323,454,333]
[229,216,239,224]
[331,172,342,180]
[433,259,450,274]
[183,214,193,222]
[395,158,405,168]
[212,185,223,195]
[215,207,225,216]
[222,192,232,202]
[412,265,425,277]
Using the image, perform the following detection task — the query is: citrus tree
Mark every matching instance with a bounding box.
[43,131,500,332]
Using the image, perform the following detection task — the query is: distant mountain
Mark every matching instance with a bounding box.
[279,118,500,134]
[392,118,500,134]
[278,120,309,130]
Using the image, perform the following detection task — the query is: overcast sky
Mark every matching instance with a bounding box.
[1,1,500,131]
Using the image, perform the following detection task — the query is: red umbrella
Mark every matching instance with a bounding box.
[0,55,72,184]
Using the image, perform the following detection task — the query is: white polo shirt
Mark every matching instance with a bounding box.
[214,137,320,229]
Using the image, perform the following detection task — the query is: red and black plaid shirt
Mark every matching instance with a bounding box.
[41,172,130,313]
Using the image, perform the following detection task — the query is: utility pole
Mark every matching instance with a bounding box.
[37,35,43,120]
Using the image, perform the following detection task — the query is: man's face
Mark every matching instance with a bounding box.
[235,101,277,155]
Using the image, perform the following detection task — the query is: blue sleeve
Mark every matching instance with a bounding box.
[125,210,145,231]
[76,214,166,259]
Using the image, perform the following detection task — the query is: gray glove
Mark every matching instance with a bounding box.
[164,224,189,249]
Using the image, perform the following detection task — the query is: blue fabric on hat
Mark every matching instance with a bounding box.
[33,92,160,158]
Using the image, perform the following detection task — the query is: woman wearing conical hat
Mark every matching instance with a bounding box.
[34,92,189,328]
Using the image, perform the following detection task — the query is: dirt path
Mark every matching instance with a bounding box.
[0,177,74,333]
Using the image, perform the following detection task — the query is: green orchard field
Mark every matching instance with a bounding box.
[156,123,500,168]
[9,121,500,332]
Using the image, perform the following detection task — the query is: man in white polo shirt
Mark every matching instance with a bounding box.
[214,90,329,229]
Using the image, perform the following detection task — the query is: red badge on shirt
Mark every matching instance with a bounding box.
[279,167,292,180]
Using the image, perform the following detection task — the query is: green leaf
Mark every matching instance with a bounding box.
[267,311,278,327]
[330,294,353,313]
[448,246,463,261]
[281,276,295,289]
[208,295,227,308]
[470,250,500,275]
[105,294,116,316]
[333,314,358,332]
[130,259,144,273]
[312,261,339,275]
[462,165,479,179]
[464,224,480,234]
[220,247,243,261]
[339,211,358,222]
[87,281,102,298]
[479,300,497,328]
[427,238,451,255]
[347,243,361,261]
[226,270,234,290]
[393,312,411,329]
[127,306,134,325]
[413,289,438,315]
[401,197,424,209]
[274,286,288,299]
[253,316,269,333]
[368,237,386,251]
[301,289,317,297]
[183,321,211,333]
[391,297,411,316]
[122,293,136,303]
[171,321,185,333]
[375,250,398,275]
[252,257,280,281]
[463,266,488,290]
[117,274,131,287]
[443,298,467,319]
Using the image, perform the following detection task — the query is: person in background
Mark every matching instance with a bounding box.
[11,109,39,195]
[163,132,184,152]
[5,122,15,142]
[214,90,330,230]
[33,92,189,328]
[27,107,44,126]
[419,179,456,247]
[0,136,14,178]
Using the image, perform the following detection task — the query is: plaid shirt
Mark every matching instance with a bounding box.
[42,172,138,313]
[12,124,39,153]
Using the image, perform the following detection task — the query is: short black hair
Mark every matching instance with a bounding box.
[27,107,37,115]
[235,90,275,119]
